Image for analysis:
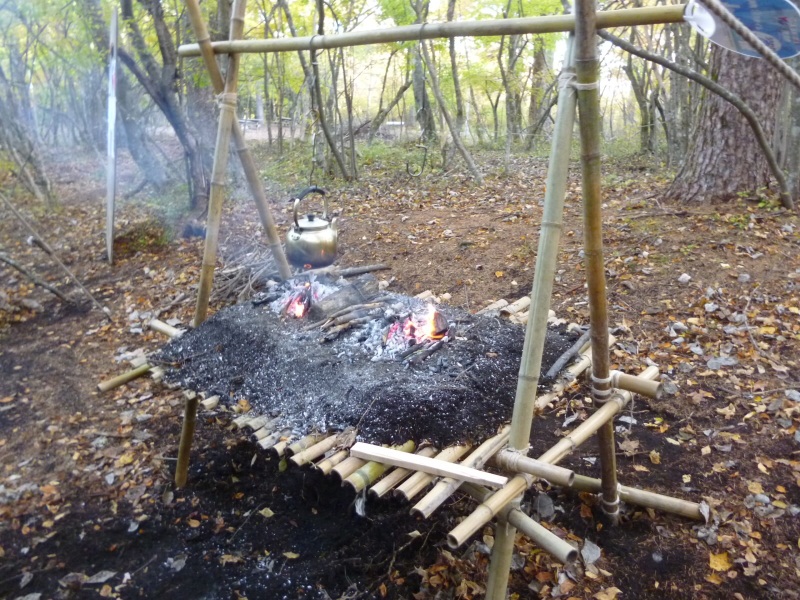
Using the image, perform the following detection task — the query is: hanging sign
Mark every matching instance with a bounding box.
[106,9,118,264]
[685,0,800,58]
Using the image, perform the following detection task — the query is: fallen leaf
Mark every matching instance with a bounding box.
[633,464,650,472]
[220,554,243,565]
[259,507,275,518]
[187,519,200,528]
[115,453,135,467]
[747,481,764,494]
[705,573,723,585]
[494,271,504,278]
[649,450,661,465]
[99,584,113,597]
[594,586,622,600]
[618,438,640,456]
[709,551,732,572]
[283,551,300,559]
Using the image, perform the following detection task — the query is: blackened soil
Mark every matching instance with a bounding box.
[155,297,577,446]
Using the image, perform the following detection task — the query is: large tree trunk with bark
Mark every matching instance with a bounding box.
[667,48,783,202]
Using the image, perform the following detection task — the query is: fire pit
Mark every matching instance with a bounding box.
[154,275,577,447]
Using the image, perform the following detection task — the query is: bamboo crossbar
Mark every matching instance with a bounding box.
[611,370,662,399]
[290,434,341,467]
[148,319,183,338]
[493,451,575,488]
[571,475,703,520]
[179,6,686,57]
[97,363,152,392]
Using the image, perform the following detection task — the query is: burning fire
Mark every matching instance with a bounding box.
[286,283,312,318]
[388,304,448,346]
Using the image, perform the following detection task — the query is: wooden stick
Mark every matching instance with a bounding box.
[290,433,341,467]
[395,444,472,502]
[179,6,687,56]
[351,443,504,488]
[544,329,591,380]
[368,446,438,498]
[0,252,72,303]
[97,363,152,392]
[193,0,248,326]
[411,427,509,518]
[175,393,200,487]
[300,264,390,279]
[148,319,184,339]
[314,449,349,475]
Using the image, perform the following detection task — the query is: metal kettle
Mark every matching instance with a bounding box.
[285,186,338,268]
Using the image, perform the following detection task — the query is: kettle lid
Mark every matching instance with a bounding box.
[296,213,330,231]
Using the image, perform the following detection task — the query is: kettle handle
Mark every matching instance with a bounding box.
[292,186,327,228]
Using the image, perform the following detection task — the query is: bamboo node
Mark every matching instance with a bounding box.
[571,80,599,91]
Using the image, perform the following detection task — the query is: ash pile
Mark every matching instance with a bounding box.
[155,275,578,447]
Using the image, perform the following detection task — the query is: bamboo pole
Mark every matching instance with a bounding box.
[331,456,367,481]
[493,451,575,488]
[369,446,438,498]
[611,370,661,399]
[178,6,687,57]
[290,433,341,467]
[315,449,349,475]
[485,37,578,600]
[193,0,246,327]
[571,475,703,520]
[97,363,152,392]
[175,393,200,487]
[411,426,509,518]
[286,433,327,457]
[184,0,292,281]
[575,0,619,525]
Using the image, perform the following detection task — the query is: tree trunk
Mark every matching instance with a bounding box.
[667,47,783,202]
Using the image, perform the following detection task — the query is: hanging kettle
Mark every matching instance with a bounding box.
[285,186,339,268]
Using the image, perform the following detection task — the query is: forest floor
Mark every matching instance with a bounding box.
[0,147,799,600]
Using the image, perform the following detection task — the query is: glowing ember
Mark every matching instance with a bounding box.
[386,304,448,347]
[286,283,312,318]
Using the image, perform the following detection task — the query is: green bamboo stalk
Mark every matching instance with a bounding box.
[178,6,687,57]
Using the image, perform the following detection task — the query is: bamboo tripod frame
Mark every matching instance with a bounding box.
[170,3,703,598]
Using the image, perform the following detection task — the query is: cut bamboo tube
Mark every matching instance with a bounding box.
[290,434,342,467]
[476,299,509,314]
[97,363,152,392]
[233,414,255,429]
[369,446,438,498]
[571,475,703,520]
[271,440,290,457]
[244,416,271,431]
[415,290,434,300]
[257,428,291,450]
[447,474,532,548]
[394,444,472,502]
[184,0,291,280]
[493,451,575,488]
[411,427,510,518]
[252,426,275,441]
[193,0,247,326]
[179,6,687,57]
[200,395,219,410]
[331,456,367,481]
[500,296,530,316]
[150,366,165,382]
[286,433,327,457]
[611,370,662,399]
[315,450,349,475]
[351,443,504,488]
[344,441,416,492]
[148,318,183,338]
[175,393,200,487]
